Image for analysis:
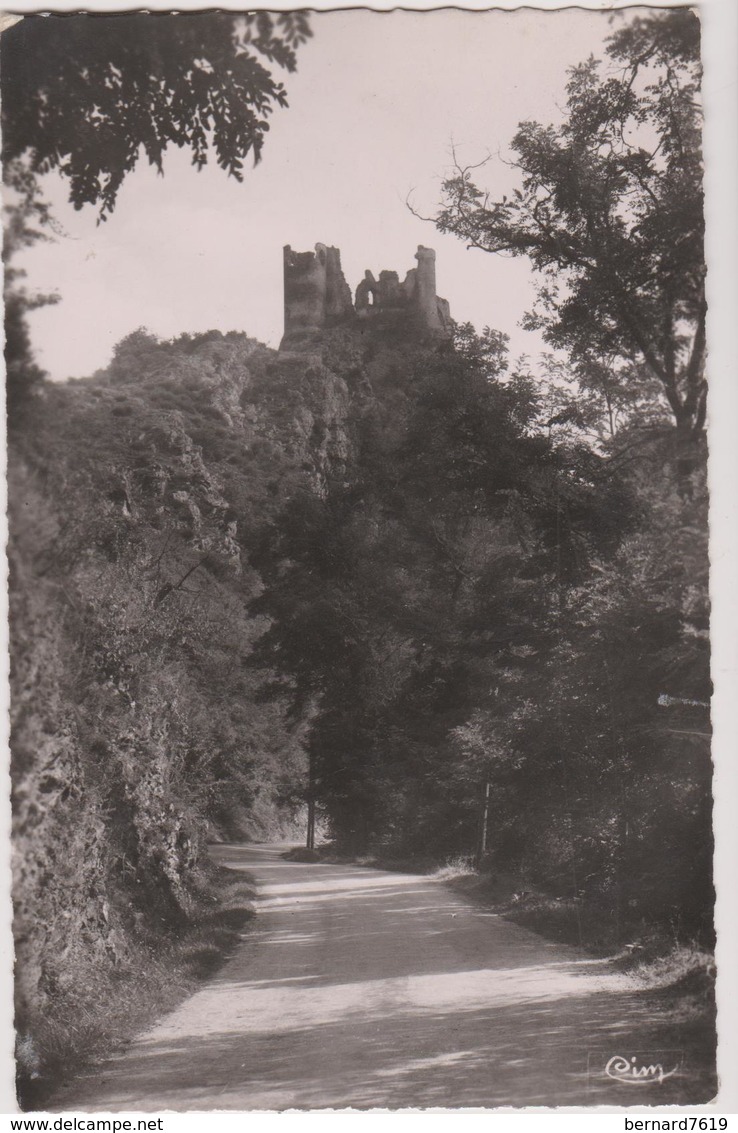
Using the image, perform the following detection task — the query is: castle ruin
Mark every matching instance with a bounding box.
[280,244,452,352]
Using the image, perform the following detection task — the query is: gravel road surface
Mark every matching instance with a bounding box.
[51,843,714,1110]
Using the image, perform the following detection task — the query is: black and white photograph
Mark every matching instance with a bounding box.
[3,0,734,1114]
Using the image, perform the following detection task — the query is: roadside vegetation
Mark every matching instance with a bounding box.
[6,7,713,1103]
[314,846,716,1054]
[16,859,256,1111]
[9,330,319,1102]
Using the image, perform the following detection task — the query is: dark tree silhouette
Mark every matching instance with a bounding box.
[431,11,705,456]
[1,11,311,219]
[2,10,311,410]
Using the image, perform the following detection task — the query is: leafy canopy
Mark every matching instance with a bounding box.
[1,11,311,218]
[433,10,705,439]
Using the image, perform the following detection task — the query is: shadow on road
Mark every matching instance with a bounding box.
[51,844,716,1111]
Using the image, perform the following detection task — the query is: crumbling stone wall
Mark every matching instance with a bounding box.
[282,244,354,351]
[280,243,452,351]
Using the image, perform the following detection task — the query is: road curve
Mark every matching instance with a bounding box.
[51,844,713,1110]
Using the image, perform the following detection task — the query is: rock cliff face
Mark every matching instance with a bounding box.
[9,459,132,1038]
[9,328,362,1089]
[10,283,451,1092]
[280,244,452,351]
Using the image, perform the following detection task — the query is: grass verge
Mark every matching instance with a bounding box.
[314,844,716,1034]
[435,864,716,1052]
[18,858,256,1111]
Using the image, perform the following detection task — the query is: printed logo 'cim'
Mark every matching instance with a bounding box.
[605,1054,679,1085]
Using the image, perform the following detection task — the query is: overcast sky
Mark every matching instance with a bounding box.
[20,7,636,381]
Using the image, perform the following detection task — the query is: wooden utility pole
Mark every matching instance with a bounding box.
[477,781,491,864]
[306,752,316,850]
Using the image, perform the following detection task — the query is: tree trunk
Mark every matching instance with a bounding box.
[476,781,491,865]
[306,752,316,850]
[675,414,702,493]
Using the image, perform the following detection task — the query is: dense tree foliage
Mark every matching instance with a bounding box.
[2,10,311,415]
[8,5,712,1094]
[246,326,710,949]
[432,10,705,453]
[2,163,60,411]
[11,314,712,1088]
[1,11,311,218]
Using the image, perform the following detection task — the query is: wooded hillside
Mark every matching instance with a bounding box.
[6,7,712,1100]
[10,313,712,1089]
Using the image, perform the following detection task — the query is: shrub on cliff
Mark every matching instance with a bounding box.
[9,330,314,1089]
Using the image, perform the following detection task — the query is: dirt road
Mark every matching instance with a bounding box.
[51,844,714,1110]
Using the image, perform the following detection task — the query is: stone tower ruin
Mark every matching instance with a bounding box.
[280,243,452,352]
